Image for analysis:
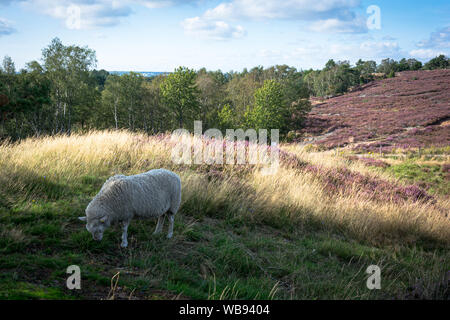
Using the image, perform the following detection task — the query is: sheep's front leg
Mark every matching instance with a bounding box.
[167,214,174,239]
[121,221,130,248]
[153,214,166,235]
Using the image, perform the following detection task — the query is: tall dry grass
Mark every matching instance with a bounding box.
[0,130,449,246]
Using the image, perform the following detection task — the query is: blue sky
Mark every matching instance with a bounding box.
[0,0,449,72]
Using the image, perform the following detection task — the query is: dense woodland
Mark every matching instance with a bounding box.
[0,38,449,140]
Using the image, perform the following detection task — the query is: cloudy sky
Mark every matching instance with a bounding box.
[0,0,449,71]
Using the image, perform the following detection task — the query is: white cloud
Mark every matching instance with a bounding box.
[22,0,133,29]
[139,0,198,9]
[18,0,201,30]
[15,0,205,30]
[0,17,16,36]
[382,35,396,40]
[360,40,399,51]
[258,49,282,58]
[359,40,401,58]
[279,40,404,68]
[309,16,367,33]
[409,49,446,60]
[183,0,367,38]
[181,16,246,40]
[140,0,173,8]
[409,27,449,59]
[416,26,450,49]
[204,0,361,20]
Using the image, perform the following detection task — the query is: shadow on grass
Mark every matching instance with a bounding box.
[0,164,72,207]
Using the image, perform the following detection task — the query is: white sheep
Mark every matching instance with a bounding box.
[78,169,181,247]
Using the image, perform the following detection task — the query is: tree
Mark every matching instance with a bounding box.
[263,65,309,105]
[160,66,199,129]
[142,76,168,133]
[196,68,226,129]
[0,59,51,138]
[17,62,52,136]
[119,72,144,131]
[247,80,286,134]
[101,72,144,131]
[304,61,358,97]
[90,69,110,90]
[396,58,422,72]
[101,74,122,129]
[397,58,410,72]
[2,56,15,75]
[225,72,261,127]
[325,59,337,70]
[0,56,16,123]
[377,58,398,75]
[42,37,97,133]
[288,98,312,130]
[217,103,235,130]
[424,55,449,70]
[406,58,422,71]
[355,59,377,83]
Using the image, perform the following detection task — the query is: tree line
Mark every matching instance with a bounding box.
[0,38,448,140]
[303,55,449,97]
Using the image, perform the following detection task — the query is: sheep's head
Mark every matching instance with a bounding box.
[79,212,111,241]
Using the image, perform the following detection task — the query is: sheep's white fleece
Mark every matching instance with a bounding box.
[86,169,181,222]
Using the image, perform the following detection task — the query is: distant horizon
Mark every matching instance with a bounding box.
[108,71,170,75]
[105,54,447,74]
[5,55,447,75]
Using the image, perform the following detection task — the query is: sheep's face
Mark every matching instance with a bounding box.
[87,217,110,241]
[79,215,110,241]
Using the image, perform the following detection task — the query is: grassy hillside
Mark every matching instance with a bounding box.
[0,130,448,300]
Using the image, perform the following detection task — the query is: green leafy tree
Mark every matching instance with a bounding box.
[119,72,144,131]
[324,59,337,70]
[406,58,423,70]
[424,55,449,70]
[377,58,398,75]
[217,103,235,130]
[0,59,51,138]
[142,75,168,133]
[18,61,52,136]
[304,61,358,97]
[90,69,110,90]
[101,74,122,129]
[247,80,286,133]
[225,72,261,127]
[263,65,309,104]
[0,56,17,124]
[355,59,377,83]
[101,72,144,130]
[160,66,199,129]
[196,68,226,128]
[42,37,97,133]
[288,98,312,129]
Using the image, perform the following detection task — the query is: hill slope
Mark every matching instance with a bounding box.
[302,69,450,152]
[0,131,449,300]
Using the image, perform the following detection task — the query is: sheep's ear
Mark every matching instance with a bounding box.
[100,216,107,223]
[78,217,87,222]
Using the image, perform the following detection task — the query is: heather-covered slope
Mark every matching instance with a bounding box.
[302,69,450,152]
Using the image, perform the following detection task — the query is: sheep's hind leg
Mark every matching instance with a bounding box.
[153,214,166,235]
[121,220,130,248]
[167,213,175,239]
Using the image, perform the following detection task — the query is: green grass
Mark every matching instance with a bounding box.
[0,176,448,300]
[0,132,448,300]
[386,161,449,195]
[0,281,74,300]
